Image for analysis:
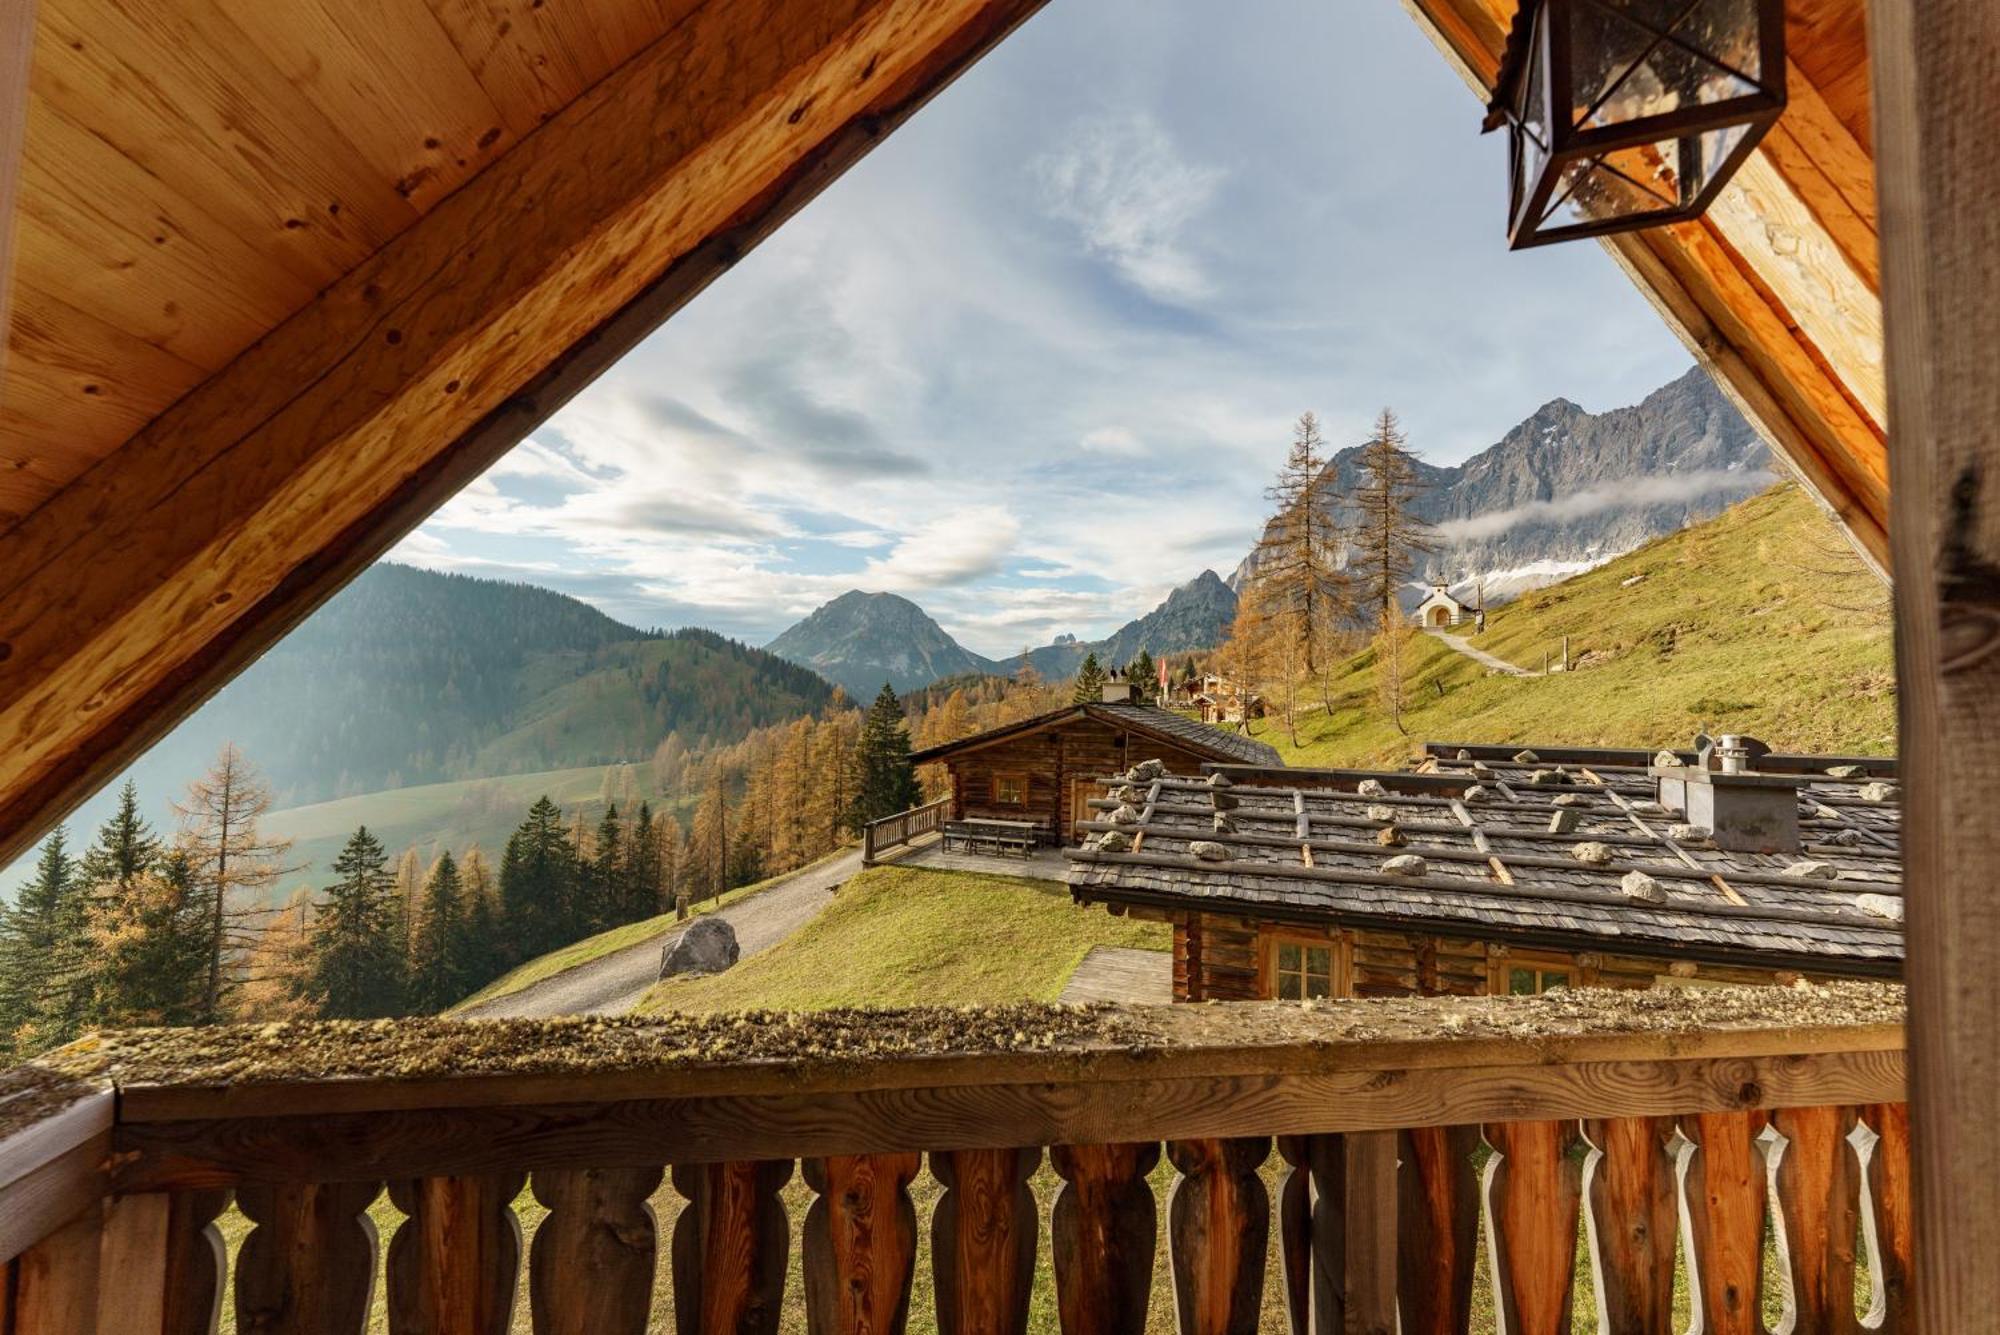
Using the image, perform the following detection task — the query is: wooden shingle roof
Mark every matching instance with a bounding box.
[909,703,1282,769]
[1066,746,1903,975]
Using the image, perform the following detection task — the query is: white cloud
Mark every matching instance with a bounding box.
[1431,469,1773,543]
[860,506,1021,589]
[1081,425,1145,456]
[1034,112,1223,304]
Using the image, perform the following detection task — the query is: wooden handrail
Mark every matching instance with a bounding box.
[860,795,950,865]
[0,986,1912,1333]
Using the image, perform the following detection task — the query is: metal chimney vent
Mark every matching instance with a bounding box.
[1653,734,1800,853]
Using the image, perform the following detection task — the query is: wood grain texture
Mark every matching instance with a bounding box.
[1340,1131,1397,1335]
[528,1165,663,1335]
[10,1204,100,1335]
[1580,1116,1676,1334]
[161,1188,230,1335]
[931,1148,1038,1335]
[1396,1124,1477,1335]
[385,1172,526,1335]
[0,1132,108,1268]
[0,0,34,392]
[672,1160,793,1335]
[1166,1139,1268,1335]
[1679,1111,1768,1335]
[233,1179,381,1335]
[1048,1143,1156,1335]
[1480,1120,1579,1335]
[802,1153,920,1335]
[1872,0,2000,1323]
[0,0,1049,869]
[95,1193,170,1335]
[1770,1105,1860,1335]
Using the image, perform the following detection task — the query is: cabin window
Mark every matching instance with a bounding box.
[993,772,1028,806]
[1501,962,1572,995]
[1271,940,1334,1000]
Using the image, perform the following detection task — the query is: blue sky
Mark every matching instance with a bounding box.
[388,0,1693,659]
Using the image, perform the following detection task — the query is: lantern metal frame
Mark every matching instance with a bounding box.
[1486,0,1787,250]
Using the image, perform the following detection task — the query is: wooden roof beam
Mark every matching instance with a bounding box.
[0,0,1045,865]
[1397,0,1890,575]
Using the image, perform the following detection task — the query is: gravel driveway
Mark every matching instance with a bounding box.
[462,848,861,1019]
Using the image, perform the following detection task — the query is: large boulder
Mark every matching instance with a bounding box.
[659,917,740,980]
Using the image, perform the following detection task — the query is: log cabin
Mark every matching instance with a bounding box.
[908,678,1280,845]
[0,0,1994,1322]
[1067,739,1902,1001]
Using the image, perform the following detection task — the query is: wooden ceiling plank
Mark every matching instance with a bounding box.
[0,0,1047,865]
[0,0,33,393]
[1786,0,1871,153]
[210,0,519,216]
[32,0,414,273]
[2,272,207,433]
[420,0,612,135]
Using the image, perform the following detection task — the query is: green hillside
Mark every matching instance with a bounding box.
[637,866,1168,1015]
[1265,484,1893,768]
[261,763,690,901]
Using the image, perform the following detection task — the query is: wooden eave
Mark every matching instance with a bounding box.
[0,0,1047,865]
[909,704,1233,767]
[1398,0,1888,572]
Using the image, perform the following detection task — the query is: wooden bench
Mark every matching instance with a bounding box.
[943,818,1040,857]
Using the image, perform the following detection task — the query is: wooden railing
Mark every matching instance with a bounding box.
[0,986,1907,1334]
[861,796,950,865]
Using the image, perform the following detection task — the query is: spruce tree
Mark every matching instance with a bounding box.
[1128,650,1158,704]
[294,826,407,1019]
[407,851,471,1012]
[856,685,921,823]
[460,848,504,985]
[87,848,209,1029]
[1070,654,1108,705]
[81,779,160,893]
[499,797,576,958]
[588,804,624,931]
[629,803,665,920]
[0,827,89,1057]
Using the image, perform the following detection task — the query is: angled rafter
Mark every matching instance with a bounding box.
[0,0,1046,864]
[0,0,33,389]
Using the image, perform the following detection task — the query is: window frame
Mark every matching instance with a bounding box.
[991,771,1029,807]
[1261,931,1346,1001]
[1490,949,1581,996]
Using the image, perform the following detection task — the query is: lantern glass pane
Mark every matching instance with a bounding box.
[1541,154,1675,229]
[1582,0,1762,129]
[1671,0,1762,80]
[1697,119,1751,182]
[1568,0,1665,130]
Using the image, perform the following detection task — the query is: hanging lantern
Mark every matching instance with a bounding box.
[1484,0,1786,249]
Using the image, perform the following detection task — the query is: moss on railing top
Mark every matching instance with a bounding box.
[18,983,1905,1104]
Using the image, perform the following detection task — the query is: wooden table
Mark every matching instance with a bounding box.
[944,818,1041,857]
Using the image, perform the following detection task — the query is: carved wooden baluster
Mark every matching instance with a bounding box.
[1680,1111,1769,1335]
[1273,1137,1326,1335]
[386,1172,526,1335]
[802,1154,921,1335]
[1050,1143,1158,1335]
[1398,1124,1478,1335]
[1580,1116,1677,1333]
[1166,1138,1269,1335]
[1481,1120,1581,1335]
[671,1161,793,1335]
[1863,1103,1914,1331]
[235,1179,383,1335]
[163,1188,232,1335]
[931,1148,1040,1335]
[1770,1106,1861,1335]
[529,1166,664,1335]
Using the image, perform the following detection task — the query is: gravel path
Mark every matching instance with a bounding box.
[462,848,862,1019]
[1425,628,1540,677]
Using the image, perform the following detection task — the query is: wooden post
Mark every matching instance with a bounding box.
[0,0,33,390]
[1873,0,2000,1323]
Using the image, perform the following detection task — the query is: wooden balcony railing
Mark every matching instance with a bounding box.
[861,796,950,865]
[0,985,1906,1334]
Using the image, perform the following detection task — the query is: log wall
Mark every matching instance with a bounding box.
[1172,916,1850,1002]
[945,722,1208,843]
